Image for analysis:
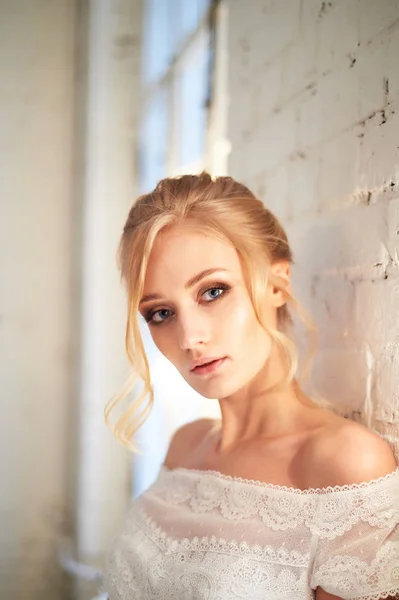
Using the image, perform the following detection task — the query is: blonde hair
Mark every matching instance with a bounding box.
[105,172,328,450]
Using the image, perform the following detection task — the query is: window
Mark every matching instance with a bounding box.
[134,0,228,496]
[139,0,213,191]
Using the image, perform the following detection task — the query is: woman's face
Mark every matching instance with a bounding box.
[139,224,287,400]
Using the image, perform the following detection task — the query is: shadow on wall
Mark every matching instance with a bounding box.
[289,187,399,437]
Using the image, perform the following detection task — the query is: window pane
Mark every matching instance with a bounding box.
[179,0,211,43]
[176,32,210,167]
[143,0,212,84]
[142,0,171,84]
[139,90,168,193]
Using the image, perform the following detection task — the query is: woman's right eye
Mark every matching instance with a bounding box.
[146,308,172,325]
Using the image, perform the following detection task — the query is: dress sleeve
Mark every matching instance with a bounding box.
[310,469,399,599]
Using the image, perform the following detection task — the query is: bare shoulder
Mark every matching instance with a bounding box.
[163,418,216,469]
[305,414,397,488]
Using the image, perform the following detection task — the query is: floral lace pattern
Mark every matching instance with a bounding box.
[105,511,313,600]
[155,466,399,538]
[312,541,399,599]
[104,466,399,600]
[136,508,311,567]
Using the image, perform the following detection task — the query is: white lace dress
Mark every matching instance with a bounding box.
[103,465,399,600]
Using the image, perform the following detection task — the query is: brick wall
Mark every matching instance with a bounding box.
[227,0,399,437]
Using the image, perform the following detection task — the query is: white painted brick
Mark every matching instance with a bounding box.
[353,280,399,423]
[330,204,390,279]
[318,129,360,208]
[315,0,360,76]
[355,278,399,349]
[357,37,389,120]
[244,169,268,202]
[321,67,360,140]
[299,66,359,149]
[374,344,399,420]
[359,0,399,45]
[281,37,317,103]
[228,38,251,96]
[310,274,357,348]
[246,105,298,176]
[253,62,282,125]
[262,163,289,223]
[358,105,399,191]
[298,86,325,148]
[228,90,254,141]
[228,0,399,428]
[288,203,390,279]
[387,198,399,269]
[247,0,301,73]
[228,0,275,42]
[287,149,320,219]
[373,419,399,444]
[228,148,250,182]
[386,24,399,100]
[299,0,322,33]
[312,348,368,412]
[287,214,336,280]
[228,144,250,181]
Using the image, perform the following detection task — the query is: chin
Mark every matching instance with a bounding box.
[189,379,242,400]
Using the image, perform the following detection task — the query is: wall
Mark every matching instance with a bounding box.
[0,1,142,599]
[74,0,141,593]
[0,1,77,598]
[227,0,399,443]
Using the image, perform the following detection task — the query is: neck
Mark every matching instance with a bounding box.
[216,344,313,453]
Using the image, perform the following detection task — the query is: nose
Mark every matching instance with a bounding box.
[177,310,210,351]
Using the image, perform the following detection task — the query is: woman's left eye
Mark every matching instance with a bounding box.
[201,286,228,302]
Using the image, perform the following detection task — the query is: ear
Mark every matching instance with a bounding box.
[269,261,291,307]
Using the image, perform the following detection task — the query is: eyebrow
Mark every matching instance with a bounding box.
[139,268,229,306]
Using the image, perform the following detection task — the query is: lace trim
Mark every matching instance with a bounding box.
[105,511,315,599]
[151,467,399,538]
[134,507,311,568]
[313,541,399,599]
[352,592,399,600]
[161,465,399,495]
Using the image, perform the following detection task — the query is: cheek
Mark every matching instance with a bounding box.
[220,292,258,337]
[148,327,175,360]
[224,294,272,356]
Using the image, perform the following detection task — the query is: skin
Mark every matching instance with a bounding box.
[140,223,313,452]
[140,222,397,600]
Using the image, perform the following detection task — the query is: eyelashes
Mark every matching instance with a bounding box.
[143,282,231,326]
[198,281,230,300]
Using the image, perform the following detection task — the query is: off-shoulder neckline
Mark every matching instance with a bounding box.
[161,464,399,495]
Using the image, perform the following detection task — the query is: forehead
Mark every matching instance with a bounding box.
[143,225,241,291]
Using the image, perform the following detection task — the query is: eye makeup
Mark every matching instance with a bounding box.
[142,281,232,326]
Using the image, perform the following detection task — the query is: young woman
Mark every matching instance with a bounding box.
[103,173,399,600]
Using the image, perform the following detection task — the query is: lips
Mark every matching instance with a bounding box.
[190,357,220,370]
[190,357,227,376]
